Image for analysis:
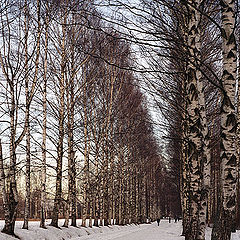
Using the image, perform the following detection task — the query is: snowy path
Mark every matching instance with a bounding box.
[114,221,184,240]
[1,219,240,239]
[74,221,185,240]
[76,220,240,240]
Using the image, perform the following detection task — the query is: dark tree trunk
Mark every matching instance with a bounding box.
[2,183,18,236]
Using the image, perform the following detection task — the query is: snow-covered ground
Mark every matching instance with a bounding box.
[0,219,240,240]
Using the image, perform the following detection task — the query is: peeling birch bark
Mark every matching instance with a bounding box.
[212,1,237,239]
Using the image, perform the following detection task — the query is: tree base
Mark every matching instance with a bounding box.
[1,229,20,239]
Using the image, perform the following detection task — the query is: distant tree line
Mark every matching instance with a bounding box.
[0,0,163,236]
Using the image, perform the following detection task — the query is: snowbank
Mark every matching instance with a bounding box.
[0,219,150,240]
[0,219,240,240]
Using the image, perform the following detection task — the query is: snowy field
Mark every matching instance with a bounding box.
[0,219,240,240]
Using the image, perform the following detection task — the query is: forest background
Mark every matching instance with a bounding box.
[0,1,240,240]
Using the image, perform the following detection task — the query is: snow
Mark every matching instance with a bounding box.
[0,219,240,240]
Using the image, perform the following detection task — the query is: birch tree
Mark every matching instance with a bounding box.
[23,0,41,229]
[0,0,40,235]
[212,1,238,239]
[50,0,68,228]
[40,0,51,229]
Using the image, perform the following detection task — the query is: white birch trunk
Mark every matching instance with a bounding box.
[23,0,30,229]
[40,1,49,229]
[184,1,205,238]
[82,78,89,227]
[192,1,210,239]
[50,6,67,227]
[212,1,237,239]
[0,140,9,232]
